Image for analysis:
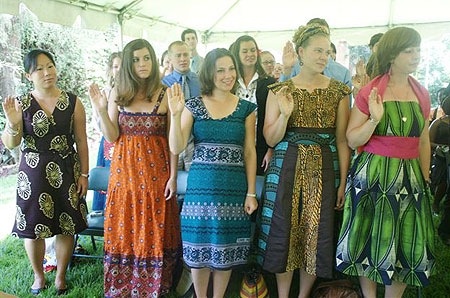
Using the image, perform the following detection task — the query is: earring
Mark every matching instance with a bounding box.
[300,60,304,66]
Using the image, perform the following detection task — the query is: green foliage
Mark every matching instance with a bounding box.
[0,8,121,133]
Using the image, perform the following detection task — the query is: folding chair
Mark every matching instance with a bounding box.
[72,166,110,261]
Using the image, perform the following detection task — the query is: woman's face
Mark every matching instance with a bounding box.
[132,47,152,79]
[391,46,421,75]
[26,54,57,89]
[163,54,170,68]
[112,57,121,79]
[260,52,275,76]
[298,35,330,74]
[238,40,257,68]
[273,63,283,79]
[214,56,236,93]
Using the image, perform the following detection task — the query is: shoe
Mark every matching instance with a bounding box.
[30,287,44,295]
[56,288,68,296]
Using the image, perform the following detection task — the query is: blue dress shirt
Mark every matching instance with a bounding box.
[162,70,201,98]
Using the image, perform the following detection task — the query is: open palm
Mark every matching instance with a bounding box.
[2,96,22,126]
[167,83,185,117]
[88,83,108,113]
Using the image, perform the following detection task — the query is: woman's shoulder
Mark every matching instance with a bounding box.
[328,78,351,95]
[267,80,292,94]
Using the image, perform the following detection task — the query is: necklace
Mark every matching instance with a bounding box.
[388,85,410,122]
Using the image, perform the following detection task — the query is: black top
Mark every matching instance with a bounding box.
[256,76,277,175]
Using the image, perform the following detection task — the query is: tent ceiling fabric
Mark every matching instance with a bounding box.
[1,0,450,48]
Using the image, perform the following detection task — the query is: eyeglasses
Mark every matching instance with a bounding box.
[262,60,275,66]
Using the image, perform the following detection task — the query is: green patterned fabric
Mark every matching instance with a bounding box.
[336,101,435,287]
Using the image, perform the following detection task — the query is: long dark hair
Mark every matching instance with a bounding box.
[231,35,266,79]
[200,48,238,96]
[115,39,161,106]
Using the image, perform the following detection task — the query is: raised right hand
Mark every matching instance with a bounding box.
[88,83,108,113]
[276,86,294,117]
[1,96,22,127]
[368,87,384,122]
[167,83,185,117]
[282,41,297,69]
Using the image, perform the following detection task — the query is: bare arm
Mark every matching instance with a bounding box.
[73,97,89,197]
[168,84,193,155]
[263,88,293,147]
[244,111,258,215]
[335,96,351,209]
[419,118,431,181]
[346,88,384,149]
[89,84,119,143]
[1,96,23,149]
[161,92,179,199]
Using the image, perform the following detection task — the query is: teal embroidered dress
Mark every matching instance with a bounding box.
[181,97,256,270]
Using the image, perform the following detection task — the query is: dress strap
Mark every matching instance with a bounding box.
[151,87,166,114]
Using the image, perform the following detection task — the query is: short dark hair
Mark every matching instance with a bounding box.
[369,33,384,49]
[230,35,266,78]
[24,49,56,74]
[330,42,336,54]
[200,48,238,96]
[181,29,197,42]
[306,18,329,30]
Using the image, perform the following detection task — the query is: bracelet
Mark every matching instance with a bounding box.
[81,173,89,178]
[5,123,19,136]
[369,115,379,125]
[246,193,257,198]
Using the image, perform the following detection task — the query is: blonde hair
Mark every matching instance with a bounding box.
[293,25,329,54]
[370,27,421,78]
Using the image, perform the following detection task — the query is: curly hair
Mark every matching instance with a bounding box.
[292,25,329,54]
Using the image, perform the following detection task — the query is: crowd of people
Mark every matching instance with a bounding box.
[1,16,448,298]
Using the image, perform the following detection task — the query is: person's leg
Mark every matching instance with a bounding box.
[298,269,317,298]
[54,234,74,290]
[359,276,377,298]
[276,271,294,298]
[24,238,46,290]
[384,280,407,298]
[212,269,232,298]
[191,268,211,298]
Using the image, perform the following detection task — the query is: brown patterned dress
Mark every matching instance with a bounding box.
[256,79,350,278]
[11,92,88,239]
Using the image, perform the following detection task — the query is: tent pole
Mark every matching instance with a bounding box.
[118,14,124,50]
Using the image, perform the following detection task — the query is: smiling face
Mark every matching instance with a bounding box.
[214,56,236,93]
[298,35,330,74]
[238,40,257,68]
[169,43,191,73]
[391,47,421,75]
[132,47,152,80]
[26,54,57,89]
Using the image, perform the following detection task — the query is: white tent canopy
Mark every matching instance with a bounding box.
[2,0,450,52]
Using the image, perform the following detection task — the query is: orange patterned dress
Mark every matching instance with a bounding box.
[104,89,181,297]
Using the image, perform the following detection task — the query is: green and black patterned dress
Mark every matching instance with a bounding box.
[336,100,436,286]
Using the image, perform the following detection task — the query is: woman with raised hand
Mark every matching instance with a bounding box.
[168,48,258,298]
[89,39,180,297]
[92,51,121,211]
[336,27,435,298]
[256,25,351,298]
[2,49,89,295]
[231,35,276,175]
